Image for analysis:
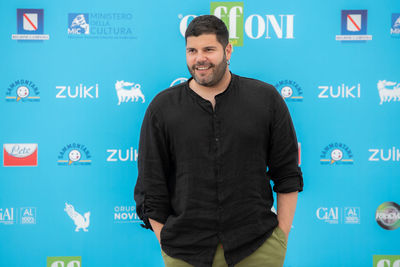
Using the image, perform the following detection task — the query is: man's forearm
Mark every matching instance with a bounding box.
[149,218,164,243]
[277,191,298,238]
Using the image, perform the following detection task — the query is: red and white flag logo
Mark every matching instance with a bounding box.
[347,14,362,32]
[3,144,38,167]
[23,13,38,31]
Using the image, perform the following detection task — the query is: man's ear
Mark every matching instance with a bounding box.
[225,43,233,61]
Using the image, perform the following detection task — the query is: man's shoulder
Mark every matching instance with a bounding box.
[235,74,279,96]
[148,82,186,111]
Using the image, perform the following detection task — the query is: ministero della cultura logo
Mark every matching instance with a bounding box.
[376,202,400,230]
[179,2,295,47]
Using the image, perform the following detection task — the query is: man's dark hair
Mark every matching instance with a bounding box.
[185,15,229,47]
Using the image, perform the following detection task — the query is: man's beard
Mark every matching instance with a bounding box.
[187,53,227,87]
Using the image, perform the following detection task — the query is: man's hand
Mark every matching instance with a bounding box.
[277,191,298,239]
[149,218,164,244]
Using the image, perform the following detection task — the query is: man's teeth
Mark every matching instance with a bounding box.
[197,66,210,70]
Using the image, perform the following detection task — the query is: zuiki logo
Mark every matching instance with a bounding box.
[57,143,91,166]
[376,202,400,230]
[47,256,82,267]
[68,13,90,34]
[336,10,372,41]
[377,80,400,105]
[368,147,400,162]
[316,207,360,224]
[20,207,36,224]
[64,203,90,232]
[115,80,145,105]
[179,3,295,46]
[56,84,99,99]
[12,9,49,40]
[373,255,400,267]
[106,147,138,162]
[5,80,40,102]
[170,77,188,87]
[210,2,244,46]
[391,13,400,37]
[318,84,361,99]
[320,143,354,165]
[0,208,16,224]
[0,207,37,225]
[114,206,141,223]
[275,80,303,102]
[67,12,136,39]
[3,144,38,167]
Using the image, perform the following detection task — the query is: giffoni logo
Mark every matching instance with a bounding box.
[373,255,400,267]
[47,256,81,267]
[210,2,244,46]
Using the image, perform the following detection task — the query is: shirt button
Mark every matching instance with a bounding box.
[215,138,219,142]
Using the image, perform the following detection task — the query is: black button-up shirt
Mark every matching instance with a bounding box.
[134,74,303,267]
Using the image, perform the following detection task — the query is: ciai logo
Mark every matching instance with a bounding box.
[5,80,40,102]
[320,143,354,165]
[115,80,145,105]
[106,147,138,162]
[114,206,141,223]
[318,84,361,98]
[368,147,400,161]
[57,143,91,166]
[316,207,339,224]
[56,84,99,99]
[377,80,400,105]
[64,203,90,232]
[0,208,15,224]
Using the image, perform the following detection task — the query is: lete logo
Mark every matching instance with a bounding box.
[3,144,38,167]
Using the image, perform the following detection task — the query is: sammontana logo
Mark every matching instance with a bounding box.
[320,142,354,165]
[57,143,91,166]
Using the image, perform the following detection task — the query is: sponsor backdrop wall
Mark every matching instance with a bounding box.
[1,0,399,266]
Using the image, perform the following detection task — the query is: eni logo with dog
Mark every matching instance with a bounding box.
[320,142,354,165]
[57,143,92,166]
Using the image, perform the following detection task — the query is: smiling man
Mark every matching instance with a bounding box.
[134,15,303,267]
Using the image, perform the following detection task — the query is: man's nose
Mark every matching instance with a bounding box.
[195,51,207,63]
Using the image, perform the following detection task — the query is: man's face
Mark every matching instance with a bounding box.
[186,34,231,87]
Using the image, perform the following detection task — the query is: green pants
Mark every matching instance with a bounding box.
[161,226,287,267]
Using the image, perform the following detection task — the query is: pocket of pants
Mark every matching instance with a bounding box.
[274,226,288,249]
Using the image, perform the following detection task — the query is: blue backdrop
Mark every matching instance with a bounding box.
[1,0,399,266]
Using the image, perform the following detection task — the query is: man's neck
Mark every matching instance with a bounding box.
[189,69,232,97]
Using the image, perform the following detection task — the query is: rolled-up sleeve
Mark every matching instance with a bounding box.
[267,91,304,193]
[134,107,171,230]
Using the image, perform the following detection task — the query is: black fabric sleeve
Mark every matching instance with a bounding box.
[134,107,171,231]
[267,90,304,193]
